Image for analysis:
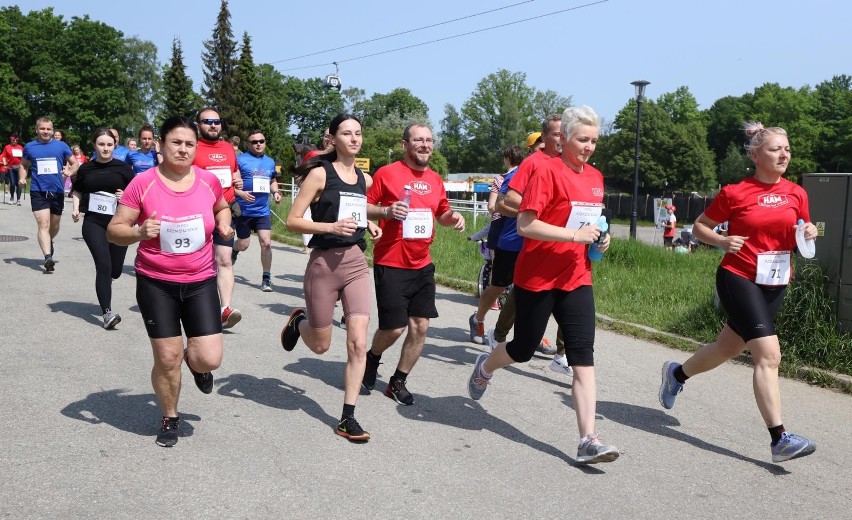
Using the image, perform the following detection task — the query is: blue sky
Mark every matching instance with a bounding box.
[8,0,851,129]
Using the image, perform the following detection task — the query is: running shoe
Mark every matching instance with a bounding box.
[185,354,214,394]
[490,299,500,311]
[280,308,306,352]
[221,306,242,329]
[385,377,414,406]
[536,338,557,355]
[362,351,382,391]
[469,313,485,344]
[485,328,498,351]
[468,352,491,400]
[336,416,370,442]
[549,356,574,378]
[43,256,55,273]
[659,360,684,410]
[576,433,620,464]
[156,417,180,447]
[339,312,346,330]
[16,200,21,206]
[103,311,121,330]
[260,279,273,292]
[771,432,816,462]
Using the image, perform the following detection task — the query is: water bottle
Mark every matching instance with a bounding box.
[396,185,412,221]
[588,215,609,262]
[795,218,816,259]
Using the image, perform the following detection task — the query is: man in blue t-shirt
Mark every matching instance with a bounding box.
[232,130,282,292]
[20,116,78,272]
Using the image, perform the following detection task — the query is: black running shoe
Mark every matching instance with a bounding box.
[185,355,213,394]
[385,377,414,406]
[362,351,382,391]
[336,416,370,442]
[43,256,55,273]
[280,308,306,352]
[156,417,180,447]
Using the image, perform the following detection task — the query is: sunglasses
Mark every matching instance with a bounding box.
[200,118,222,125]
[250,139,266,144]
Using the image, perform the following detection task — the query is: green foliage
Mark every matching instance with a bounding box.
[231,32,271,143]
[160,38,198,123]
[357,88,430,128]
[438,103,467,172]
[200,0,238,129]
[119,36,162,128]
[718,142,753,186]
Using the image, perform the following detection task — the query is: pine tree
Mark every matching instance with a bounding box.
[232,32,270,144]
[200,0,238,134]
[160,37,197,122]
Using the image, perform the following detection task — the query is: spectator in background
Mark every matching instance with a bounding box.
[230,135,241,155]
[663,204,677,250]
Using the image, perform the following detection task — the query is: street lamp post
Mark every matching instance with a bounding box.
[629,80,650,240]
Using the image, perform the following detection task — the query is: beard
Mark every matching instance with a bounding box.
[199,128,219,141]
[409,151,431,167]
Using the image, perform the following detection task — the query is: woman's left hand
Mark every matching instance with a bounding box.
[71,209,80,223]
[218,221,235,241]
[801,221,819,240]
[596,233,611,252]
[368,221,382,242]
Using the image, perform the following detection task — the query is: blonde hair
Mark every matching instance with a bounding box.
[743,121,787,157]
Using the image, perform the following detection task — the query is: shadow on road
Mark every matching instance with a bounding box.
[60,389,200,438]
[4,256,49,273]
[47,300,103,327]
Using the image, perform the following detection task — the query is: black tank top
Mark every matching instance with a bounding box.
[308,161,367,251]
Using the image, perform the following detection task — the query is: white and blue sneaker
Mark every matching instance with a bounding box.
[659,361,684,410]
[771,432,816,462]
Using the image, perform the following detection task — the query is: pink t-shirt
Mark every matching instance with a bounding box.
[120,166,224,283]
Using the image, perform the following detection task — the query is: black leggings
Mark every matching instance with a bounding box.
[82,214,128,313]
[7,166,21,200]
[716,266,786,342]
[506,285,596,366]
[136,274,222,339]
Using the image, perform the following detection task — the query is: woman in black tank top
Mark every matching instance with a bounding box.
[281,114,383,442]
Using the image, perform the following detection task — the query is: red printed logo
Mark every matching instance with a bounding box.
[757,193,789,208]
[592,187,604,197]
[209,153,226,162]
[409,180,431,195]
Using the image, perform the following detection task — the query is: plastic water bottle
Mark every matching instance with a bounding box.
[795,218,816,259]
[588,215,609,262]
[396,185,412,221]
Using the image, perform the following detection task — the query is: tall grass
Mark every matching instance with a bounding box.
[270,198,852,376]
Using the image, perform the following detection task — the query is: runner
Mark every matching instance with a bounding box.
[71,128,134,329]
[19,117,78,271]
[361,123,466,406]
[107,116,233,447]
[125,124,159,175]
[0,134,24,205]
[233,129,282,291]
[193,108,243,329]
[658,122,817,463]
[468,106,619,464]
[279,114,382,442]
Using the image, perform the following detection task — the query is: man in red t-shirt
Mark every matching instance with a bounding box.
[362,123,465,406]
[193,108,244,329]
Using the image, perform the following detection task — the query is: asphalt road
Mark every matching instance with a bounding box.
[1,199,849,519]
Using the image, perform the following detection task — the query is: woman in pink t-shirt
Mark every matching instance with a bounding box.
[107,116,233,448]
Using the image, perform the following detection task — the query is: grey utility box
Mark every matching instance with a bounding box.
[801,173,852,332]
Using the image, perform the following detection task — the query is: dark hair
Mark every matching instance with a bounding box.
[138,123,155,138]
[247,129,264,138]
[159,116,197,140]
[541,115,562,135]
[402,123,430,141]
[502,145,524,167]
[196,107,220,122]
[92,127,116,145]
[54,130,67,142]
[293,114,361,186]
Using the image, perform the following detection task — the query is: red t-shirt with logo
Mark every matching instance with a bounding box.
[1,144,24,166]
[514,158,605,292]
[507,149,557,195]
[705,176,810,283]
[193,139,237,203]
[368,160,451,269]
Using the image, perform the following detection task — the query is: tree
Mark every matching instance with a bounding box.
[160,37,198,123]
[200,0,238,133]
[718,142,753,186]
[358,88,430,127]
[438,103,467,172]
[341,87,366,118]
[705,95,752,163]
[231,32,270,144]
[120,36,162,128]
[657,86,705,126]
[530,89,572,124]
[812,75,852,172]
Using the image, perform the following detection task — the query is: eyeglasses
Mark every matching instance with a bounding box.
[250,139,266,144]
[200,118,222,125]
[407,138,435,145]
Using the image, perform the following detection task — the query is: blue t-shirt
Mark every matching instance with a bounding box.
[23,139,72,193]
[497,168,523,251]
[125,149,158,175]
[112,145,130,162]
[236,152,277,217]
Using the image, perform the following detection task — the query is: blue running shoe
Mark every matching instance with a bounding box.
[468,353,491,400]
[771,432,816,462]
[659,361,684,409]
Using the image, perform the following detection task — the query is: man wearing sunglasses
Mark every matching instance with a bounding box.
[233,129,281,292]
[193,107,244,329]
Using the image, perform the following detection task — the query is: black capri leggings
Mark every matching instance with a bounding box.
[136,274,222,339]
[716,266,787,342]
[82,214,128,313]
[7,166,22,200]
[506,285,596,366]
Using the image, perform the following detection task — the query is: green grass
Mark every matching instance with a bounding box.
[269,197,852,382]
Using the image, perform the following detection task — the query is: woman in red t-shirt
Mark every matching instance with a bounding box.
[659,122,818,463]
[467,106,619,465]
